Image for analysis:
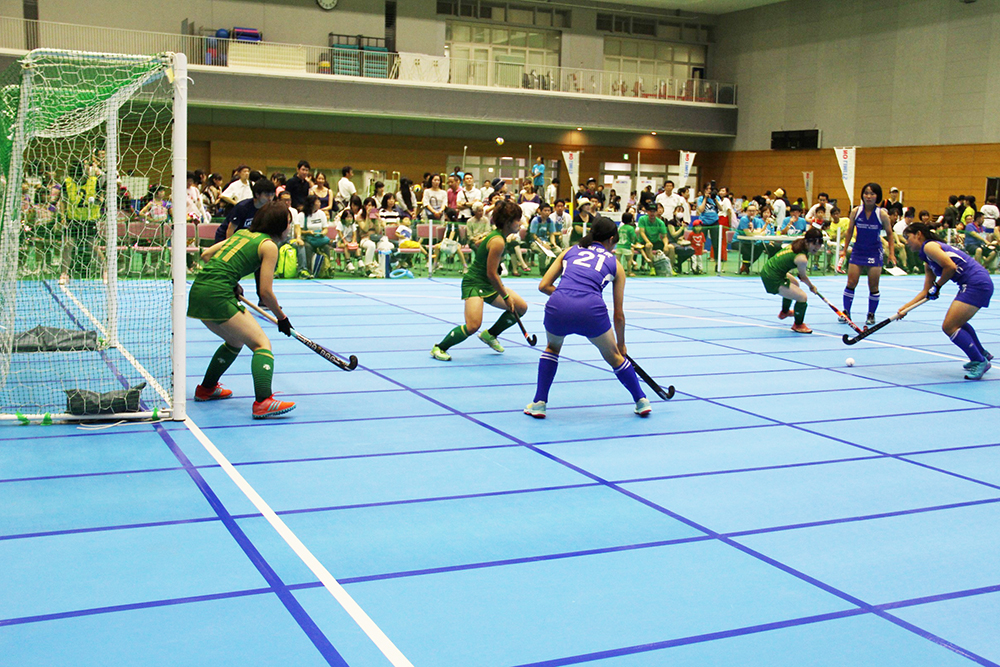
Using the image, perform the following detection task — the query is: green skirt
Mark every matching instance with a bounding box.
[187,281,244,322]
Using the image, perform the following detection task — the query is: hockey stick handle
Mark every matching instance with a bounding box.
[240,296,358,370]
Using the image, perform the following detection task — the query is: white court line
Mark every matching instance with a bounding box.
[59,283,173,403]
[183,417,414,667]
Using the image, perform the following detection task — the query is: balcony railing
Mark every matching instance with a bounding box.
[0,16,736,106]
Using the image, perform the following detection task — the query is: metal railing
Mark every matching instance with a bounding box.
[0,16,736,105]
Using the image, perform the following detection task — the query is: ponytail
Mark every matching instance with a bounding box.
[579,216,619,248]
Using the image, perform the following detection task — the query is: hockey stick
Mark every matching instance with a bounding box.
[510,306,537,346]
[815,291,864,334]
[240,297,359,371]
[625,354,675,400]
[843,298,927,346]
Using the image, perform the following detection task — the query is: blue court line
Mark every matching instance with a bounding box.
[315,283,996,666]
[151,425,347,666]
[39,283,347,667]
[0,514,220,542]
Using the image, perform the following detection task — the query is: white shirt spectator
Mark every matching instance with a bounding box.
[893,219,907,236]
[545,183,557,203]
[806,202,833,220]
[187,185,207,221]
[422,188,448,216]
[456,187,481,219]
[656,192,686,221]
[303,209,329,235]
[772,198,787,229]
[289,206,304,229]
[520,200,540,223]
[981,203,999,233]
[337,176,357,206]
[221,179,252,204]
[719,196,736,223]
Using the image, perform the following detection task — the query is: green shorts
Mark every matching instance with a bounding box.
[761,273,790,295]
[461,276,498,301]
[187,282,244,321]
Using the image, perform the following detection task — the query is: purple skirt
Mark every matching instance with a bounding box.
[544,290,612,339]
[955,278,993,309]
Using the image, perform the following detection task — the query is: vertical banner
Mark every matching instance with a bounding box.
[678,151,696,189]
[834,147,855,208]
[562,150,580,193]
[802,170,814,208]
[614,175,633,199]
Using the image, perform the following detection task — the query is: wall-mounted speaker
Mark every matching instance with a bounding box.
[771,129,821,150]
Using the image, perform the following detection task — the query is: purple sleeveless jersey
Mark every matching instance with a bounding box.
[849,206,885,266]
[544,243,618,338]
[920,240,993,309]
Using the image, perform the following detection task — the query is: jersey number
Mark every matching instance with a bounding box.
[571,250,608,273]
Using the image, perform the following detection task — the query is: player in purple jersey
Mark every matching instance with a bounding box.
[841,183,896,326]
[524,216,650,418]
[898,223,993,380]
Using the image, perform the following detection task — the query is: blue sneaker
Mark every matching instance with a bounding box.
[964,360,991,381]
[964,352,994,371]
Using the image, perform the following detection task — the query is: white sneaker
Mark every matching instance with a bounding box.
[346,262,356,272]
[634,397,652,417]
[524,401,546,418]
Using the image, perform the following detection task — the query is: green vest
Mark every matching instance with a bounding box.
[64,177,100,220]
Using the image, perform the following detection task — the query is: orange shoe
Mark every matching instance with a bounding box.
[252,395,296,419]
[790,322,813,334]
[194,383,233,401]
[777,310,792,320]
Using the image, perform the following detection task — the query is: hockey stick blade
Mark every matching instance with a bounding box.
[842,298,926,346]
[511,308,537,347]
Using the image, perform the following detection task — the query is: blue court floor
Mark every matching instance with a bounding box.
[2,274,999,667]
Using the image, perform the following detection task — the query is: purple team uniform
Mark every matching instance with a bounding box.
[850,207,885,267]
[920,241,993,309]
[544,244,617,338]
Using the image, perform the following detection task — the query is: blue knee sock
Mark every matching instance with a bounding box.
[961,322,989,357]
[868,291,880,316]
[613,358,646,402]
[950,328,985,362]
[533,352,559,403]
[843,288,855,317]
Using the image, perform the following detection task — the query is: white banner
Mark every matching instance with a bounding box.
[562,151,580,193]
[802,171,814,208]
[613,175,633,198]
[834,147,855,208]
[678,151,696,189]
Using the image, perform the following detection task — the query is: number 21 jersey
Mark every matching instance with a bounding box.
[557,243,617,295]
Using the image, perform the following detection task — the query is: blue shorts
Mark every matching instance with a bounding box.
[849,245,883,268]
[954,278,993,309]
[544,291,611,339]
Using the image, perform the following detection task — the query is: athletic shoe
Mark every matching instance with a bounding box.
[252,395,296,419]
[257,301,270,311]
[634,397,652,417]
[778,309,792,320]
[479,330,505,353]
[791,322,813,334]
[430,345,452,361]
[347,262,356,272]
[524,401,547,418]
[866,313,876,326]
[962,352,991,370]
[298,270,312,279]
[964,360,991,381]
[838,315,848,324]
[194,383,233,401]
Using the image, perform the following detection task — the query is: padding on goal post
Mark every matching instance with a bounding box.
[0,49,187,423]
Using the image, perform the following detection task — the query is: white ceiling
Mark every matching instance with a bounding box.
[579,0,788,16]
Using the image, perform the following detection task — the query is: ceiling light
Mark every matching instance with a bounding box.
[651,131,657,135]
[576,127,582,131]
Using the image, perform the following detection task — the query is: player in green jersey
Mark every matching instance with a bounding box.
[759,228,824,334]
[187,202,297,418]
[431,200,528,361]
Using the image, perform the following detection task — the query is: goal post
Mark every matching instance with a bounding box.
[0,49,187,423]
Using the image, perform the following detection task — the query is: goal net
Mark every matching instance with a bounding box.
[0,49,187,422]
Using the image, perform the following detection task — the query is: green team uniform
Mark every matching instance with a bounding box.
[638,215,667,249]
[188,229,270,321]
[760,244,801,294]
[616,224,638,250]
[461,228,503,300]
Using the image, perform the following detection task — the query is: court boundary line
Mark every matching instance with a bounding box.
[182,417,415,667]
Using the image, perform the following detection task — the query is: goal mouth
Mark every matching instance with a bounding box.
[0,49,186,423]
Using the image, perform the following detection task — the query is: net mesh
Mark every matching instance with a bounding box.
[0,50,176,418]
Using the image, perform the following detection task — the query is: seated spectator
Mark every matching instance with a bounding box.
[527,201,559,273]
[615,211,641,276]
[301,194,333,276]
[465,202,491,249]
[396,178,419,219]
[780,204,807,236]
[270,172,286,196]
[311,171,334,216]
[219,165,252,207]
[737,202,765,274]
[964,212,992,267]
[334,194,364,273]
[276,190,310,278]
[422,174,447,221]
[202,173,224,217]
[666,206,695,273]
[549,199,572,249]
[359,197,386,272]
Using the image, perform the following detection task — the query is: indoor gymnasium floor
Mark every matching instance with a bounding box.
[2,274,999,667]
